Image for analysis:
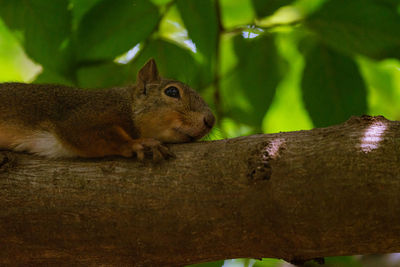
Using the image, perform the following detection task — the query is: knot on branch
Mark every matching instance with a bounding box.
[247,138,286,181]
[0,152,16,173]
[346,115,389,125]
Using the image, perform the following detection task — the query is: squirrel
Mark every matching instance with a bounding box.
[0,59,215,160]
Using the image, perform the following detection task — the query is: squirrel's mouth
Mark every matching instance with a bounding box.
[173,128,198,142]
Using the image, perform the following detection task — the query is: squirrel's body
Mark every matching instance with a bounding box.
[0,59,215,159]
[0,83,135,157]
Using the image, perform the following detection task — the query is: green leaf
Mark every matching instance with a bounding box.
[0,0,73,76]
[358,57,400,120]
[252,0,294,18]
[263,30,314,134]
[158,5,192,49]
[176,0,218,85]
[78,40,200,89]
[77,62,132,88]
[176,0,218,58]
[70,0,102,29]
[220,0,255,29]
[150,0,173,5]
[76,0,159,61]
[305,0,400,59]
[0,18,40,82]
[324,256,362,267]
[373,0,400,8]
[253,258,284,267]
[129,39,202,89]
[221,34,284,129]
[34,69,75,86]
[301,43,367,127]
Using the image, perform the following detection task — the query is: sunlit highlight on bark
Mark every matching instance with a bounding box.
[360,121,387,153]
[265,138,285,159]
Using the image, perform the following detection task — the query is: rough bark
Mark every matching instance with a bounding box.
[1,115,400,266]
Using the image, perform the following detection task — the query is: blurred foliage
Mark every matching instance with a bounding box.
[1,0,400,266]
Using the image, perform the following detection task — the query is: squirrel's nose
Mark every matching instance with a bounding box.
[203,112,215,129]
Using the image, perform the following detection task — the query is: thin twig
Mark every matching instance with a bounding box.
[223,19,304,34]
[213,0,224,131]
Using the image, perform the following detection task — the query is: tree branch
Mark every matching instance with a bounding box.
[1,115,400,266]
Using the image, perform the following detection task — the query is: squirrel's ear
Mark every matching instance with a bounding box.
[136,58,160,93]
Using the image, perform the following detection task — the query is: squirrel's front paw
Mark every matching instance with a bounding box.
[131,138,174,161]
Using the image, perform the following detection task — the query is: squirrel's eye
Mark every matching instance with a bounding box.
[164,86,180,98]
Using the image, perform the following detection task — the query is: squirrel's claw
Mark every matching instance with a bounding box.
[152,148,164,162]
[131,142,145,161]
[159,144,175,159]
[131,138,172,161]
[136,150,145,161]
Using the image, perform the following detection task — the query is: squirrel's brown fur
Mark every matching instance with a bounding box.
[0,59,215,160]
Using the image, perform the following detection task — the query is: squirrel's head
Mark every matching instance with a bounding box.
[132,58,215,143]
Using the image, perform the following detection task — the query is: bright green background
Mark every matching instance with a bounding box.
[1,0,400,266]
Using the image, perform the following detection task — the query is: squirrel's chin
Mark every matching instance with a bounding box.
[169,128,197,143]
[157,127,205,143]
[172,127,211,143]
